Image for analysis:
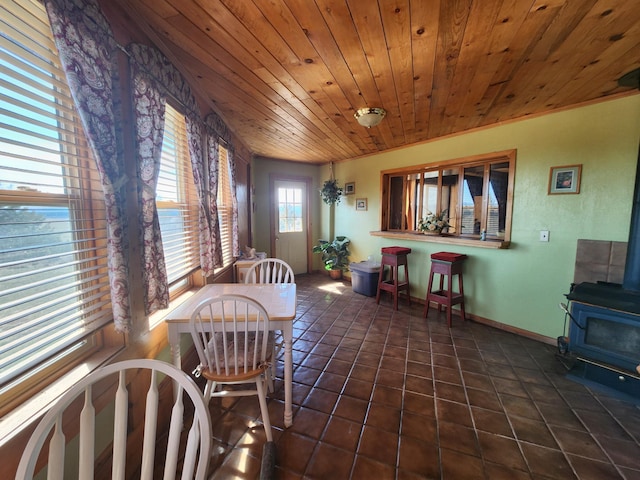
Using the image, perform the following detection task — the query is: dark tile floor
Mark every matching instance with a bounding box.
[204,273,640,479]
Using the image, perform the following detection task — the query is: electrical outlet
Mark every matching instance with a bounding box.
[540,230,550,242]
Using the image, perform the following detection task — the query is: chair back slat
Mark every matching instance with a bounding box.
[112,370,128,480]
[78,385,95,479]
[15,360,211,480]
[47,418,64,480]
[141,369,159,480]
[244,258,295,285]
[197,306,216,376]
[163,384,184,480]
[189,295,271,379]
[180,420,201,480]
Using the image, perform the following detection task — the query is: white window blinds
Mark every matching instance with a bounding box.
[217,145,234,268]
[157,104,200,291]
[0,0,111,390]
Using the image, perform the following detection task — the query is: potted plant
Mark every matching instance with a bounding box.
[312,236,351,279]
[320,178,343,205]
[418,210,450,235]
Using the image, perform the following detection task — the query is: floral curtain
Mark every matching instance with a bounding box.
[204,121,222,268]
[205,112,239,261]
[127,43,206,313]
[128,43,168,315]
[185,117,216,276]
[44,0,131,332]
[227,145,240,258]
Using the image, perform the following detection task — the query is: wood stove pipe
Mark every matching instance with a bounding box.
[621,68,640,292]
[623,146,640,292]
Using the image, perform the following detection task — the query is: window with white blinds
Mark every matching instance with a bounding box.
[0,0,110,399]
[157,104,200,294]
[217,145,234,268]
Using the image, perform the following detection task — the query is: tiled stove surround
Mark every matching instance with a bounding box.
[574,240,628,285]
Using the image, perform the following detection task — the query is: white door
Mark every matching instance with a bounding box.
[274,180,307,274]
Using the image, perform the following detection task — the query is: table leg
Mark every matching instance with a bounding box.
[283,323,293,427]
[167,326,182,369]
[167,326,182,402]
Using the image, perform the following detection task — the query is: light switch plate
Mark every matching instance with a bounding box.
[540,230,550,242]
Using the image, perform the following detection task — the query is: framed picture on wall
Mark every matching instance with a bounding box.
[548,164,582,194]
[344,182,355,195]
[356,198,367,211]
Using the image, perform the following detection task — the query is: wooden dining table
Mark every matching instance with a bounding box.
[164,282,297,427]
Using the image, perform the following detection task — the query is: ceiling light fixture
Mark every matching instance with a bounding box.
[354,107,386,128]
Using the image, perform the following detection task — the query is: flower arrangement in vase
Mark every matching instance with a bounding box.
[418,210,449,235]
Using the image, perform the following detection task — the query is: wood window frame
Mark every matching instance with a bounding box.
[376,150,515,249]
[0,0,125,414]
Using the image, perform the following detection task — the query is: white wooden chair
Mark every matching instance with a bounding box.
[189,294,273,442]
[15,359,212,480]
[244,258,294,389]
[244,258,295,285]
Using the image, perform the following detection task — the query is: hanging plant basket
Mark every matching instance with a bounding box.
[320,178,343,205]
[319,162,343,205]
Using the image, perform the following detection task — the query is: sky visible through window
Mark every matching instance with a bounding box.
[278,186,303,233]
[0,45,65,193]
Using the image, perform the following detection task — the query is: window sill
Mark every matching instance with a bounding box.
[149,288,199,330]
[0,346,123,448]
[370,231,510,249]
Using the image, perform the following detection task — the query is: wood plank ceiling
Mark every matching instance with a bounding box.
[111,0,640,164]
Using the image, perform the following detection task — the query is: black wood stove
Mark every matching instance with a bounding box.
[565,146,640,402]
[566,282,640,402]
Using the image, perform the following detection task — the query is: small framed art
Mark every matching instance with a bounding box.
[344,182,355,195]
[356,198,367,211]
[548,164,581,195]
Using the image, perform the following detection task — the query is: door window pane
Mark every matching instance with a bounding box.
[278,187,302,233]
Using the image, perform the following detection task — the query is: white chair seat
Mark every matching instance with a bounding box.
[205,331,274,373]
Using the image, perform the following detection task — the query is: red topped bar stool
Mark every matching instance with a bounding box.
[425,252,468,327]
[376,246,412,310]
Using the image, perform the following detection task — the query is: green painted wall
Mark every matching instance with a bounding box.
[254,94,640,340]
